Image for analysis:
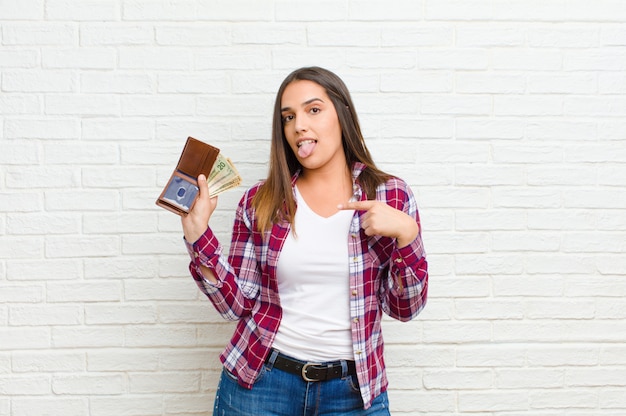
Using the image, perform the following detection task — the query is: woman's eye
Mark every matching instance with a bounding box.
[310,107,320,114]
[282,114,294,123]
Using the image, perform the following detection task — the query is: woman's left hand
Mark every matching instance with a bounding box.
[338,200,419,248]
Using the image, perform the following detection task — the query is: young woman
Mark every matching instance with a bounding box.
[181,67,428,415]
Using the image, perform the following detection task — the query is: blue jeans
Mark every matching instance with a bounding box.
[213,352,391,415]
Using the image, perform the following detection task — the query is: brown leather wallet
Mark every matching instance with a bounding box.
[156,137,220,216]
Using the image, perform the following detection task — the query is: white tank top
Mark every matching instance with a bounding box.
[273,186,355,361]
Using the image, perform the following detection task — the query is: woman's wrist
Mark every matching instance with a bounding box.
[184,225,208,245]
[396,219,419,248]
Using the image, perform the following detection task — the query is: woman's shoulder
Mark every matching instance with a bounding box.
[247,180,266,194]
[380,174,410,192]
[239,180,266,206]
[375,175,415,206]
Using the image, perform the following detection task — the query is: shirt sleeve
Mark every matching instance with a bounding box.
[380,179,429,321]
[184,189,262,321]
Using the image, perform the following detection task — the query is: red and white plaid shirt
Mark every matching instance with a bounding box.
[185,163,428,409]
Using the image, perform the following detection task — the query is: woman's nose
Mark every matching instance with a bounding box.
[294,114,308,133]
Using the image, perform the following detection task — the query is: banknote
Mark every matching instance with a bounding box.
[207,154,242,197]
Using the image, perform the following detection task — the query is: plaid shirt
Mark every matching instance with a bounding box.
[185,162,428,409]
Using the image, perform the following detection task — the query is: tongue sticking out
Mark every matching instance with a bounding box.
[297,141,316,158]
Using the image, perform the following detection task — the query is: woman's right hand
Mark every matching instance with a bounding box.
[181,174,218,243]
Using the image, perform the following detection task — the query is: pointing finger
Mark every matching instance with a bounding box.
[337,200,377,211]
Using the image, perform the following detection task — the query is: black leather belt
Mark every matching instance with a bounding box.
[268,350,357,382]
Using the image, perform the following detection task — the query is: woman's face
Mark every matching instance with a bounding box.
[280,80,345,172]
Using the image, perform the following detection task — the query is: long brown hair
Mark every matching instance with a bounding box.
[252,66,391,233]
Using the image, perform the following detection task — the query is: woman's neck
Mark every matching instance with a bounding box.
[297,163,353,218]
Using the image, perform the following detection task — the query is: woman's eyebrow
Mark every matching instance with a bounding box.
[281,97,325,112]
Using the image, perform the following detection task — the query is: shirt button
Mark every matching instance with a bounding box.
[353,318,359,323]
[395,257,403,263]
[356,350,362,355]
[352,290,358,296]
[194,252,199,258]
[351,233,358,238]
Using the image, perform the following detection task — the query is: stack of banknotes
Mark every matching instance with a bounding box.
[207,153,242,197]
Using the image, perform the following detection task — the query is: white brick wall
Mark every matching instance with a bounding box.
[1,0,625,414]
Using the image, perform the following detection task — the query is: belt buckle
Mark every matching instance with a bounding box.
[301,362,322,382]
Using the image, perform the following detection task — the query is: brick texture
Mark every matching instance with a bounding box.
[1,1,625,415]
